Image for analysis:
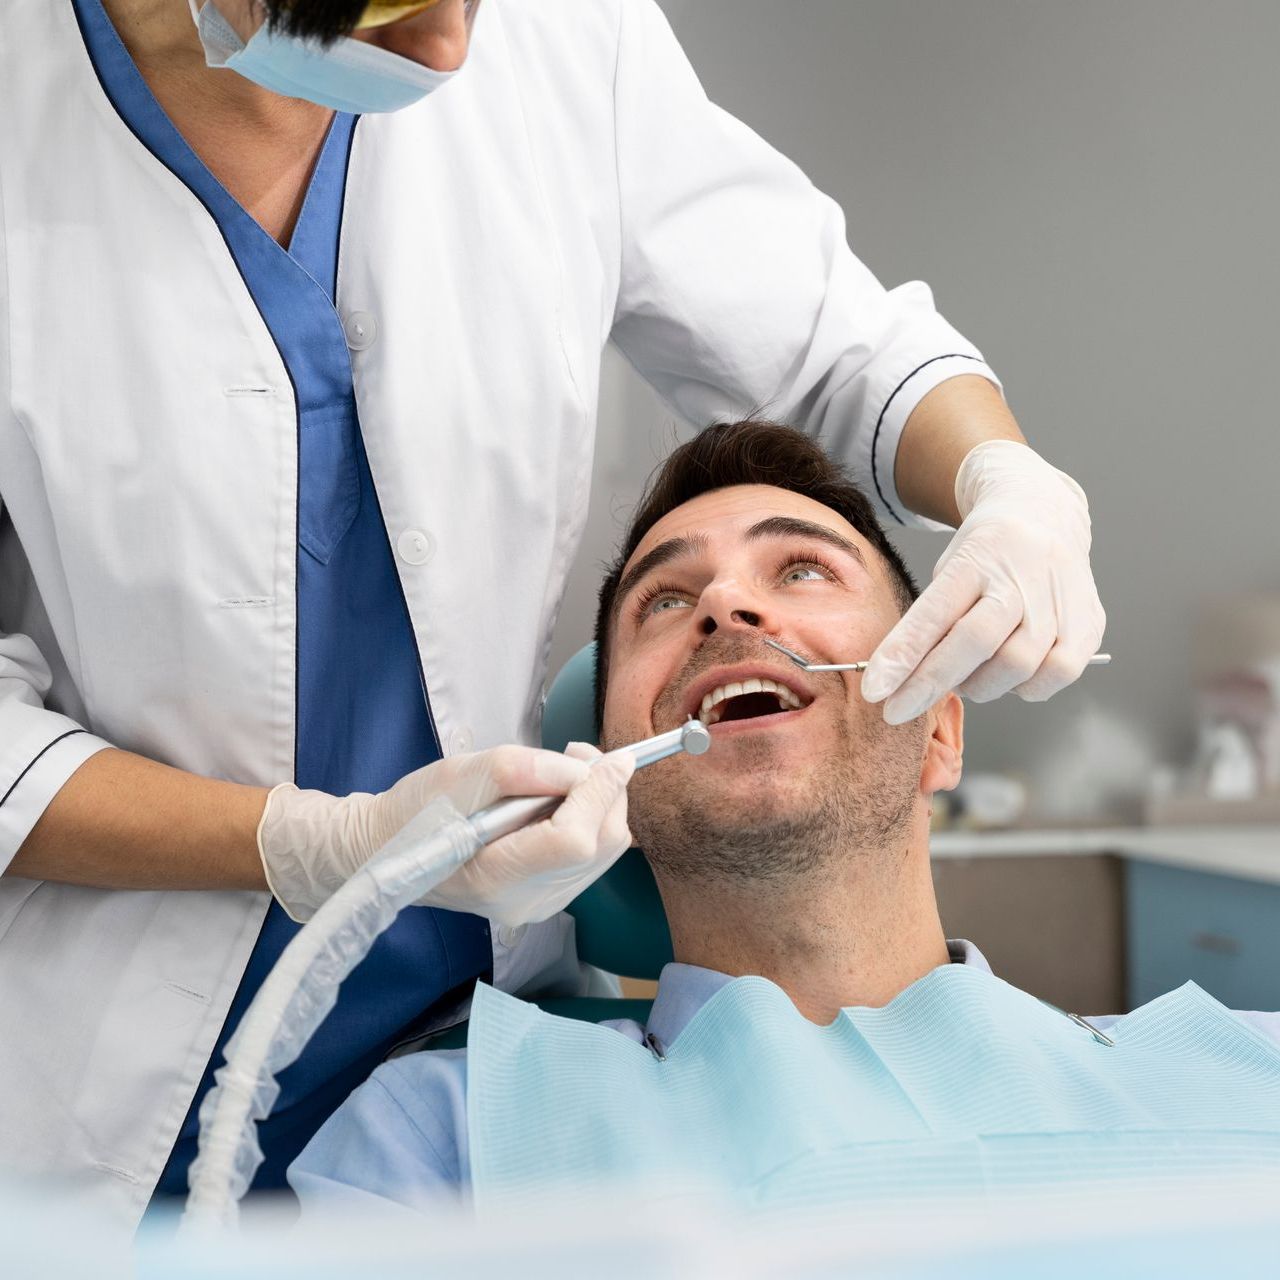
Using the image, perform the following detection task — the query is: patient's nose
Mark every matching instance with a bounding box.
[699,608,762,636]
[696,572,769,635]
[695,569,778,638]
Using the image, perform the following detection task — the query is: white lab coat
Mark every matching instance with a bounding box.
[0,0,994,1227]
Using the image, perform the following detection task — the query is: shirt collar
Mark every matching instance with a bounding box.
[646,939,993,1049]
[947,937,993,973]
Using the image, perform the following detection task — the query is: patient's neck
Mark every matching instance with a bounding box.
[656,812,948,1023]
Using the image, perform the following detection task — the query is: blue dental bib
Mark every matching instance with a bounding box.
[466,965,1280,1216]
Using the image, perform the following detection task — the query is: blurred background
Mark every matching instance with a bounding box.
[550,0,1280,1014]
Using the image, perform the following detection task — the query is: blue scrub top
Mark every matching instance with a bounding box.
[72,0,493,1195]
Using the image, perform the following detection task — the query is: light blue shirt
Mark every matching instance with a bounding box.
[290,958,737,1213]
[291,940,1280,1214]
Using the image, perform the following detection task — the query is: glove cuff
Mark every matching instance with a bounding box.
[257,782,359,922]
[954,439,1089,523]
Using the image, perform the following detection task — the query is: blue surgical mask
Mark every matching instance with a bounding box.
[188,1,462,114]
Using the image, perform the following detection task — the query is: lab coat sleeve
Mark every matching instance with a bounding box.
[0,520,111,869]
[607,0,1000,527]
[0,180,111,869]
[289,1050,470,1213]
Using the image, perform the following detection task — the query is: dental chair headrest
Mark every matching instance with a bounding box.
[542,644,673,981]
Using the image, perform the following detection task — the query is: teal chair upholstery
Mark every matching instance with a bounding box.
[425,644,671,1046]
[541,643,673,982]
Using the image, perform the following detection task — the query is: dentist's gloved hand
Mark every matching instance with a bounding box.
[257,743,634,924]
[862,440,1106,725]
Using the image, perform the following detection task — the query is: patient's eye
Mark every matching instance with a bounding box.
[778,554,840,586]
[783,565,825,584]
[650,595,690,614]
[633,582,692,621]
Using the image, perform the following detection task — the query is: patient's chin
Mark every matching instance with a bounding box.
[630,771,827,883]
[629,718,923,885]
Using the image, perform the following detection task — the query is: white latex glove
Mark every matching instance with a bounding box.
[258,742,634,924]
[861,440,1106,725]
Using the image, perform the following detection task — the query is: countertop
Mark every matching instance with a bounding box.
[931,824,1280,885]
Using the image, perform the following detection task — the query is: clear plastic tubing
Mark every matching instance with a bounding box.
[181,721,709,1232]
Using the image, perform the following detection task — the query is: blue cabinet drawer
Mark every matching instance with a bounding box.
[1125,859,1280,1011]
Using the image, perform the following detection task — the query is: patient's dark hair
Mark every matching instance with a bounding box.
[592,420,919,732]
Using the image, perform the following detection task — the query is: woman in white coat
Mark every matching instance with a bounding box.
[0,0,1105,1229]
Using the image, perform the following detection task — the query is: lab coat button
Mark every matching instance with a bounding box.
[496,923,526,949]
[397,529,433,565]
[450,727,474,755]
[343,310,378,351]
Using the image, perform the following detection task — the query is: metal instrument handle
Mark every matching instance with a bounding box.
[467,720,710,847]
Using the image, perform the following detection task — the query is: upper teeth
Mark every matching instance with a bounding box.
[698,677,805,725]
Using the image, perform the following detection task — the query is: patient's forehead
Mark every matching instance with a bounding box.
[625,484,875,571]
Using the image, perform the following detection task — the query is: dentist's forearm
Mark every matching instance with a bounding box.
[6,748,270,890]
[893,375,1025,526]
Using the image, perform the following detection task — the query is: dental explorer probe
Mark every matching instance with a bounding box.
[763,636,1111,673]
[467,719,712,847]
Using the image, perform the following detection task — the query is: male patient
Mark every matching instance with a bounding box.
[290,421,1280,1214]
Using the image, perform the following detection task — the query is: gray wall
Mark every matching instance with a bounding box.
[551,1,1280,816]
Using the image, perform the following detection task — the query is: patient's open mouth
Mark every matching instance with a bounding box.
[698,677,809,727]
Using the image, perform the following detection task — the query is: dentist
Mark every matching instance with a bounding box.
[0,0,1104,1228]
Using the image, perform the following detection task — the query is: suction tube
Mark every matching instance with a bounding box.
[182,795,482,1229]
[181,722,710,1231]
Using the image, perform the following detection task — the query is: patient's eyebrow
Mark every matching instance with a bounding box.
[745,516,866,568]
[615,533,710,615]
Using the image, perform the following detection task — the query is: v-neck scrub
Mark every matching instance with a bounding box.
[69,0,492,1196]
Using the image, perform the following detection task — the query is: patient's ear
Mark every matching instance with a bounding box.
[919,692,963,794]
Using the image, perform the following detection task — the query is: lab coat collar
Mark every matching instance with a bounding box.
[646,938,993,1049]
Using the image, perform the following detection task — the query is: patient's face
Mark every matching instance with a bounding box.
[603,485,928,880]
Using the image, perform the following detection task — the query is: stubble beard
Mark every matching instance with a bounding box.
[625,678,927,889]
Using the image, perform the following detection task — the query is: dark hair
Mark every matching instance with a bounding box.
[592,420,919,731]
[261,1,372,42]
